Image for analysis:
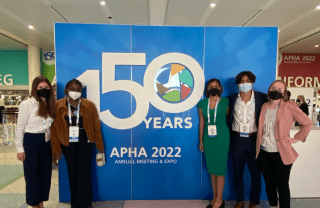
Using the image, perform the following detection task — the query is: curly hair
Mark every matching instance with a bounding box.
[235,71,256,84]
[63,79,83,95]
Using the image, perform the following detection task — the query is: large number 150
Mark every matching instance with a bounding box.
[77,53,205,130]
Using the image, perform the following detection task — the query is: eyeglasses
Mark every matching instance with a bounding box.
[270,87,284,92]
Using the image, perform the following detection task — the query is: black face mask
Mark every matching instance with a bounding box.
[37,88,50,98]
[268,90,283,100]
[297,99,300,103]
[208,88,220,96]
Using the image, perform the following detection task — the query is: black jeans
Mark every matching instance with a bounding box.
[23,133,52,206]
[258,149,292,208]
[61,129,94,208]
[230,132,261,205]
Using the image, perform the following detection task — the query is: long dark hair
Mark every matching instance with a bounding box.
[31,76,55,118]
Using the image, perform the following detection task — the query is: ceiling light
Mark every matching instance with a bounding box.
[315,45,319,48]
[100,1,106,6]
[28,25,34,29]
[317,5,320,10]
[210,3,216,8]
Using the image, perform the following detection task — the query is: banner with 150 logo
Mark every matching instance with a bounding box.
[55,24,277,201]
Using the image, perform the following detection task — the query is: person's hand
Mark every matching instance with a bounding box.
[17,152,25,161]
[199,142,204,152]
[289,99,298,107]
[98,148,104,153]
[283,137,299,144]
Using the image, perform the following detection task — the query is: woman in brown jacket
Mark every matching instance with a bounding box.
[50,79,104,208]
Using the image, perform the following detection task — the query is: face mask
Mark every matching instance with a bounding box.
[297,99,300,103]
[37,88,50,98]
[68,91,81,100]
[208,88,221,96]
[268,90,283,100]
[239,83,252,93]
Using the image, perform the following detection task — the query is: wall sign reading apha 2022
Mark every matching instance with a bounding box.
[55,23,278,202]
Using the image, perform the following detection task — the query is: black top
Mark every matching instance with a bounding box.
[299,103,309,116]
[64,101,84,128]
[0,106,4,124]
[295,102,309,126]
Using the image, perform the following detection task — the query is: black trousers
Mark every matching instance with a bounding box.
[258,149,292,208]
[23,133,52,206]
[230,132,261,205]
[61,129,94,208]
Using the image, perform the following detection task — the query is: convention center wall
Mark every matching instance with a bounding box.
[55,23,278,202]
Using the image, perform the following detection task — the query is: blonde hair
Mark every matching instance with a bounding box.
[298,95,306,103]
[267,80,289,101]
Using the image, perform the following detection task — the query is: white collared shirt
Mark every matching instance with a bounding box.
[232,90,257,133]
[15,97,52,153]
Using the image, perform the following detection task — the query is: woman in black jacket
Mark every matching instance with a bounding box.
[295,95,309,126]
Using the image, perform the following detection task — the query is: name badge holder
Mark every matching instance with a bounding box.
[68,97,81,143]
[44,117,52,142]
[260,137,267,149]
[237,98,255,137]
[261,105,279,149]
[240,123,250,137]
[207,97,219,138]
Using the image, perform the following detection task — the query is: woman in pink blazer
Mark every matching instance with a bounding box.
[256,80,312,208]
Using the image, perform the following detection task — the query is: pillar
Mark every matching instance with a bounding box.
[28,45,41,93]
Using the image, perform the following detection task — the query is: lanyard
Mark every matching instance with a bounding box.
[43,117,52,131]
[265,104,279,124]
[68,97,81,127]
[263,104,279,135]
[207,97,219,125]
[237,97,255,124]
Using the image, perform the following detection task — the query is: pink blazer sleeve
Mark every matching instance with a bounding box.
[290,104,312,142]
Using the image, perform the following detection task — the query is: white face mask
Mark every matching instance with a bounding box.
[239,83,252,93]
[68,91,81,100]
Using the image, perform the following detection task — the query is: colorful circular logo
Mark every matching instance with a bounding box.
[154,63,194,103]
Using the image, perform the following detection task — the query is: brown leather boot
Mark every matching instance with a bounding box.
[234,201,244,208]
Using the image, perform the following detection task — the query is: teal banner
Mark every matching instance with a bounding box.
[0,50,28,85]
